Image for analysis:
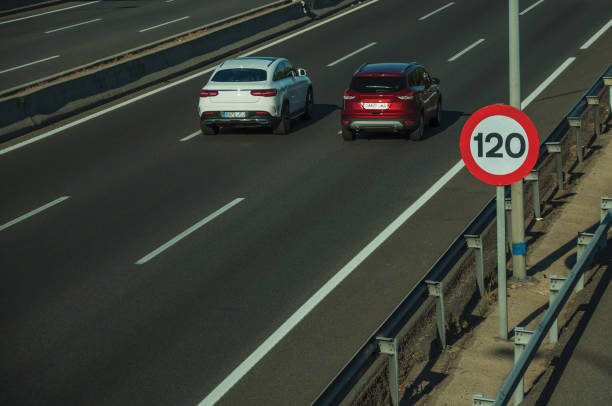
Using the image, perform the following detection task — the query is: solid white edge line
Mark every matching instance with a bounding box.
[0,55,60,75]
[521,57,575,109]
[180,131,201,142]
[139,16,190,33]
[447,38,485,62]
[135,198,244,265]
[240,0,379,57]
[0,196,70,232]
[0,1,101,25]
[579,18,612,49]
[197,54,580,404]
[0,0,380,157]
[418,2,455,21]
[519,0,544,16]
[45,18,102,34]
[196,159,466,406]
[327,42,377,67]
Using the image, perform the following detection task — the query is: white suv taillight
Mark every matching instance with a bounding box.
[250,89,277,97]
[200,90,218,97]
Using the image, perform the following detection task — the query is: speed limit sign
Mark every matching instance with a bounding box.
[460,104,539,185]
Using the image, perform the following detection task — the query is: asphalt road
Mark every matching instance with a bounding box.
[0,0,269,91]
[1,0,611,405]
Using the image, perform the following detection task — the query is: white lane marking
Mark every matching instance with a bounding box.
[327,42,377,67]
[0,55,60,75]
[0,196,70,232]
[418,2,455,21]
[240,0,379,57]
[521,57,575,109]
[579,18,612,49]
[166,0,175,2]
[198,160,465,405]
[0,0,379,157]
[519,0,544,16]
[45,18,102,34]
[197,57,576,404]
[337,130,342,134]
[135,198,244,264]
[139,16,190,32]
[447,38,485,62]
[180,131,200,142]
[0,1,101,25]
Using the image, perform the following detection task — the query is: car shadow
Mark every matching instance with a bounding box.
[352,110,468,141]
[213,103,339,136]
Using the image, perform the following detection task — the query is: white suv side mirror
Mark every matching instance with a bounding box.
[297,68,307,77]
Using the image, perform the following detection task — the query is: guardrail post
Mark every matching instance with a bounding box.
[425,280,446,349]
[465,234,485,296]
[472,394,495,405]
[505,197,513,254]
[586,95,602,138]
[549,276,567,343]
[601,196,612,223]
[567,117,583,163]
[603,76,612,119]
[545,141,563,190]
[524,170,542,220]
[513,327,534,405]
[376,336,399,406]
[576,232,595,292]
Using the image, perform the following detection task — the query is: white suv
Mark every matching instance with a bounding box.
[198,57,313,135]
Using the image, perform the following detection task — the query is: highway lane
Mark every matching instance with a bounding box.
[0,0,270,91]
[1,0,611,405]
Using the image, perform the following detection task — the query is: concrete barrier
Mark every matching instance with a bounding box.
[0,0,364,143]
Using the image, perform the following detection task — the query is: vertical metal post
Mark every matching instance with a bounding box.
[514,327,534,405]
[545,142,563,190]
[509,0,526,281]
[472,394,495,405]
[601,196,612,223]
[549,276,567,343]
[425,280,446,349]
[497,186,508,339]
[586,96,601,138]
[505,197,513,255]
[465,234,485,296]
[525,170,542,220]
[576,232,595,292]
[376,336,399,406]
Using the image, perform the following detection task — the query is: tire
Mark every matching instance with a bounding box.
[272,102,291,134]
[301,88,314,120]
[410,113,424,141]
[430,99,442,127]
[200,123,219,135]
[342,127,355,141]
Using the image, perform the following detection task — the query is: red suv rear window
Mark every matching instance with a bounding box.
[350,76,406,93]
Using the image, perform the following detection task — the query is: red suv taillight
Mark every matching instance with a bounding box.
[200,90,218,97]
[250,89,277,97]
[343,92,356,100]
[396,91,414,100]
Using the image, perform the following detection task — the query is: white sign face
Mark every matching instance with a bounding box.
[470,115,529,175]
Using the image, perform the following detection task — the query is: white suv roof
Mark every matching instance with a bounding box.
[219,57,280,70]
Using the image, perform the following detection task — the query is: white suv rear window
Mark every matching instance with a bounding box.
[212,68,267,82]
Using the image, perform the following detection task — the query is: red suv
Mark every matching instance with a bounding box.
[341,63,441,141]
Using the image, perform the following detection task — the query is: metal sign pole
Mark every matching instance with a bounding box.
[497,186,508,339]
[509,0,527,280]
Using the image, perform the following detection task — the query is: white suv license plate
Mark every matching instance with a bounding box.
[222,111,247,118]
[363,102,389,109]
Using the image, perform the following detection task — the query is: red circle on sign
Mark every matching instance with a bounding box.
[460,104,539,185]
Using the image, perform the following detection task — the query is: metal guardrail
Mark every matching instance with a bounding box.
[311,63,612,406]
[488,202,612,406]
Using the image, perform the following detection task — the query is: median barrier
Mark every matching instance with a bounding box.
[311,64,611,406]
[0,0,366,143]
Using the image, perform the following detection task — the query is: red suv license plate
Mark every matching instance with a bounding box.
[363,102,388,109]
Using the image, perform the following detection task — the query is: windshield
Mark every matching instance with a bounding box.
[350,76,406,93]
[211,68,267,82]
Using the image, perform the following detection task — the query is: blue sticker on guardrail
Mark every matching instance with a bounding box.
[512,242,526,255]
